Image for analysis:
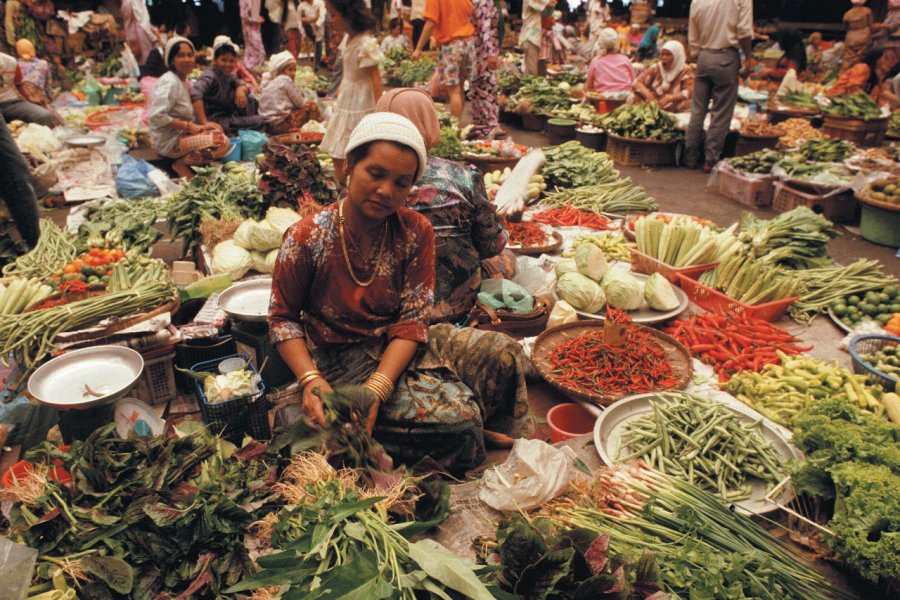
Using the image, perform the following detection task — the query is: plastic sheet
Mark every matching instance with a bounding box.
[0,536,37,600]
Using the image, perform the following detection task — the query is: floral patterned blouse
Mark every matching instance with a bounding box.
[632,63,695,113]
[408,157,507,323]
[268,202,436,347]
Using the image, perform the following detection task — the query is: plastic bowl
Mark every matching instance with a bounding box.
[546,402,597,443]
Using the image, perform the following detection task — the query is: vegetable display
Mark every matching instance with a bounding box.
[698,251,801,305]
[619,392,785,501]
[777,90,820,111]
[531,205,616,229]
[505,221,550,247]
[0,278,53,314]
[540,180,659,214]
[777,117,822,148]
[664,311,812,380]
[727,148,782,174]
[864,177,900,205]
[740,120,783,138]
[634,215,738,267]
[507,76,571,114]
[430,125,464,160]
[858,343,900,381]
[598,102,680,141]
[563,231,635,263]
[76,197,166,253]
[484,169,546,202]
[822,92,882,120]
[737,207,838,269]
[540,141,617,188]
[830,283,900,329]
[790,260,896,325]
[2,220,76,279]
[257,141,340,215]
[796,137,854,162]
[725,352,886,426]
[546,309,680,396]
[790,399,900,584]
[4,424,277,597]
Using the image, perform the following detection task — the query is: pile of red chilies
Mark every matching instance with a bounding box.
[506,221,549,247]
[547,325,679,396]
[532,204,616,230]
[663,311,813,382]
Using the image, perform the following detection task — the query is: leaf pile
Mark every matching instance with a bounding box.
[430,126,464,161]
[508,76,571,114]
[257,140,340,212]
[599,102,681,141]
[167,164,265,257]
[4,424,277,599]
[77,197,167,252]
[737,206,838,270]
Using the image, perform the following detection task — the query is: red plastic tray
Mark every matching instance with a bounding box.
[676,271,798,322]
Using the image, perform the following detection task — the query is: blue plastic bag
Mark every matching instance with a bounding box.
[116,154,160,199]
[238,129,268,161]
[223,137,242,163]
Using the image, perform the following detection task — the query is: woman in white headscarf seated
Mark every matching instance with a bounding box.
[259,50,323,134]
[585,27,636,94]
[629,40,694,112]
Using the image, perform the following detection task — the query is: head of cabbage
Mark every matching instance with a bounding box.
[601,270,643,310]
[557,272,607,314]
[211,240,253,281]
[644,272,680,312]
[555,259,578,278]
[574,243,608,282]
[233,219,284,251]
[265,206,301,234]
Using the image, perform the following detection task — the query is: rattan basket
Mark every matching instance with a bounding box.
[532,320,692,406]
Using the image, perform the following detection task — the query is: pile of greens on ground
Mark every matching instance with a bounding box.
[508,76,571,115]
[598,102,681,141]
[3,423,278,598]
[430,126,465,161]
[167,163,266,256]
[790,398,900,585]
[77,197,168,253]
[381,48,435,86]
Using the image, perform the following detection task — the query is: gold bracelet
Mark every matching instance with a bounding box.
[298,370,323,389]
[364,381,391,403]
[366,373,394,402]
[368,372,395,393]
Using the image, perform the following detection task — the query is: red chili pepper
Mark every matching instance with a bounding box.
[502,220,549,247]
[663,310,813,380]
[531,204,616,231]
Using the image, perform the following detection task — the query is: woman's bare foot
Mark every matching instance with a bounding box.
[484,429,515,448]
[172,158,194,180]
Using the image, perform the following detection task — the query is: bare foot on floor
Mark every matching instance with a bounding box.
[484,429,515,448]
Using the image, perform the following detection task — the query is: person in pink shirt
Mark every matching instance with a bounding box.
[585,27,635,94]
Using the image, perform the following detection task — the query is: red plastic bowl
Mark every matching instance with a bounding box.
[546,403,597,443]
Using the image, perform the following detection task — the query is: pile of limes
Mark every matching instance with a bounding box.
[831,285,900,328]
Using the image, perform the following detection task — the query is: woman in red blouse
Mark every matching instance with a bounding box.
[269,113,534,474]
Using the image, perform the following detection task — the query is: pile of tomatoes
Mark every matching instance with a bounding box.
[50,248,126,292]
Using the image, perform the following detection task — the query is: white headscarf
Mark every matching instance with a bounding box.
[594,27,618,57]
[659,40,686,92]
[163,36,195,68]
[261,51,296,88]
[213,35,239,54]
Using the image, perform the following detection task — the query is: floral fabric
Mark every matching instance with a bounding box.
[630,63,694,113]
[408,157,507,324]
[268,202,435,347]
[240,0,266,68]
[470,0,500,139]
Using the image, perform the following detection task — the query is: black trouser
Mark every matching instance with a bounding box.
[302,24,324,68]
[411,18,429,50]
[0,115,40,247]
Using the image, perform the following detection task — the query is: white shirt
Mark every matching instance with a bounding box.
[411,0,427,20]
[688,0,753,57]
[519,0,551,48]
[298,0,325,40]
[0,53,19,104]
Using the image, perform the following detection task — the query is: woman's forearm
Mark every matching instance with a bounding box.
[375,338,419,383]
[276,337,321,380]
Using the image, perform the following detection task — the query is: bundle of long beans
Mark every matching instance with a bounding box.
[548,465,855,600]
[1,219,76,279]
[789,259,898,324]
[0,276,175,384]
[540,179,659,214]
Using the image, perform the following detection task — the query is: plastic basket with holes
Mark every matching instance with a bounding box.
[848,334,900,390]
[193,354,270,442]
[133,352,177,406]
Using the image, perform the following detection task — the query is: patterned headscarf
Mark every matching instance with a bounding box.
[375,88,441,150]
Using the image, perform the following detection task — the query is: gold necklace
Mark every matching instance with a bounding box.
[338,201,387,287]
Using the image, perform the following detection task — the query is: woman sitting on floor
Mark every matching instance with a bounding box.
[827,49,883,98]
[148,37,229,179]
[191,36,266,135]
[629,40,693,112]
[259,51,323,134]
[585,27,636,95]
[375,87,511,325]
[269,113,534,475]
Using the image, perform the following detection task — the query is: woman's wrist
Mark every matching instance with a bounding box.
[364,371,395,403]
[298,369,324,389]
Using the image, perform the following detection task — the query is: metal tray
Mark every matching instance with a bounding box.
[217,278,272,322]
[553,272,689,325]
[28,346,144,410]
[593,392,802,515]
[65,134,106,147]
[828,306,854,333]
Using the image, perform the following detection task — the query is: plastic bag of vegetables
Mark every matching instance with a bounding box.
[203,367,261,403]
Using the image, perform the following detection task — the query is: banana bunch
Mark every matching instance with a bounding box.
[484,168,547,201]
[0,277,54,314]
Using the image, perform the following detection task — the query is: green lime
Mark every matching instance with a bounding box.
[866,292,881,304]
[885,285,898,297]
[863,304,880,316]
[877,314,891,325]
[878,303,889,313]
[833,304,847,316]
[890,303,900,313]
[848,295,861,305]
[879,292,891,304]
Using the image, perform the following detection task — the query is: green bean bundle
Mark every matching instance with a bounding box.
[1,219,76,279]
[540,179,659,214]
[618,392,785,501]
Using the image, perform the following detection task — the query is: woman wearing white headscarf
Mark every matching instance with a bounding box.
[630,40,694,112]
[259,50,322,133]
[585,27,636,94]
[842,0,874,70]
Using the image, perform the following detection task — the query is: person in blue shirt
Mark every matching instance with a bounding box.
[636,22,660,61]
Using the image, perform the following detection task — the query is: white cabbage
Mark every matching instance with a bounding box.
[574,243,609,282]
[211,240,253,281]
[601,270,644,310]
[644,273,680,311]
[557,272,607,314]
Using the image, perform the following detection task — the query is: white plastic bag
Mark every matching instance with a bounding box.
[546,300,578,329]
[493,149,546,217]
[479,439,580,512]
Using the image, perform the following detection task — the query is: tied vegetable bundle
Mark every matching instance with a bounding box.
[598,102,680,141]
[229,453,489,600]
[634,215,739,268]
[540,180,659,215]
[737,207,838,269]
[508,76,571,114]
[546,309,680,397]
[4,424,278,598]
[488,464,853,600]
[822,91,883,120]
[540,141,618,188]
[664,311,811,381]
[618,392,785,501]
[777,90,820,111]
[698,251,801,305]
[726,352,886,426]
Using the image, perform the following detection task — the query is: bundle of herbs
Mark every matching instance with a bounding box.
[167,164,266,257]
[77,197,167,253]
[230,452,483,600]
[257,141,340,214]
[3,423,278,598]
[509,463,856,600]
[737,206,838,270]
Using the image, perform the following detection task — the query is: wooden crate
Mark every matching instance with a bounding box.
[822,114,889,148]
[717,167,775,207]
[606,134,680,167]
[772,181,858,223]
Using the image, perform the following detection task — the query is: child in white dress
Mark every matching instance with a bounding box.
[320,0,383,179]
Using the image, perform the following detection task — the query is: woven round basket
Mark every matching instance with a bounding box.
[508,231,563,256]
[532,320,693,406]
[855,185,900,213]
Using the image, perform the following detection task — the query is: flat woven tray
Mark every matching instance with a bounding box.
[532,320,693,406]
[855,190,900,212]
[508,231,563,255]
